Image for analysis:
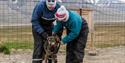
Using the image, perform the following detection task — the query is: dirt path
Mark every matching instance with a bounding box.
[0,46,125,63]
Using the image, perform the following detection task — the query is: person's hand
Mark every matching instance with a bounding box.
[41,32,48,40]
[52,32,56,36]
[60,41,65,45]
[55,36,60,43]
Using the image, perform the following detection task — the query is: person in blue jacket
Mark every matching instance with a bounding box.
[31,0,60,63]
[52,6,89,63]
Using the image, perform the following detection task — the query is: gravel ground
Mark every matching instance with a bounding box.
[0,46,125,63]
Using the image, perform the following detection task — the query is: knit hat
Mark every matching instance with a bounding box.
[55,5,69,21]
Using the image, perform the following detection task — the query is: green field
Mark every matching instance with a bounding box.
[0,26,33,52]
[0,25,125,53]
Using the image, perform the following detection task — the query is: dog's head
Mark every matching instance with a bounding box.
[46,36,60,53]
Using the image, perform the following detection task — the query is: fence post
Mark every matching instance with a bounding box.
[79,8,97,56]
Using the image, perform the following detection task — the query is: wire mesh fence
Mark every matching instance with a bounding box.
[0,0,125,63]
[0,0,34,50]
[0,0,125,51]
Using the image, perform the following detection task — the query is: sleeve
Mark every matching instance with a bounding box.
[31,3,44,34]
[52,21,63,33]
[62,20,82,43]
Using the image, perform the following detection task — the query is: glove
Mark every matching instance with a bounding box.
[41,32,48,40]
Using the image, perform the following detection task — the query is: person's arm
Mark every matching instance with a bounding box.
[62,19,82,43]
[31,2,44,34]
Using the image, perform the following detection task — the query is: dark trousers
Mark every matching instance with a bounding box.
[32,24,54,63]
[66,22,89,63]
[32,29,45,63]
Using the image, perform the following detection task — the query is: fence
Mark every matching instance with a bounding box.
[0,1,125,63]
[0,0,125,51]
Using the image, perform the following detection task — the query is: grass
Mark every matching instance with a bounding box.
[0,26,33,54]
[2,41,33,49]
[93,25,125,48]
[0,26,33,43]
[94,42,125,48]
[0,45,10,54]
[0,41,33,54]
[0,25,125,54]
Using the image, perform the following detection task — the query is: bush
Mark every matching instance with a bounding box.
[0,45,10,54]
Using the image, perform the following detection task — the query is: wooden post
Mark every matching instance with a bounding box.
[68,8,97,55]
[79,8,82,16]
[79,8,97,56]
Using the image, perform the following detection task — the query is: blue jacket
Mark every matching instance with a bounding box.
[31,1,60,34]
[53,11,83,43]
